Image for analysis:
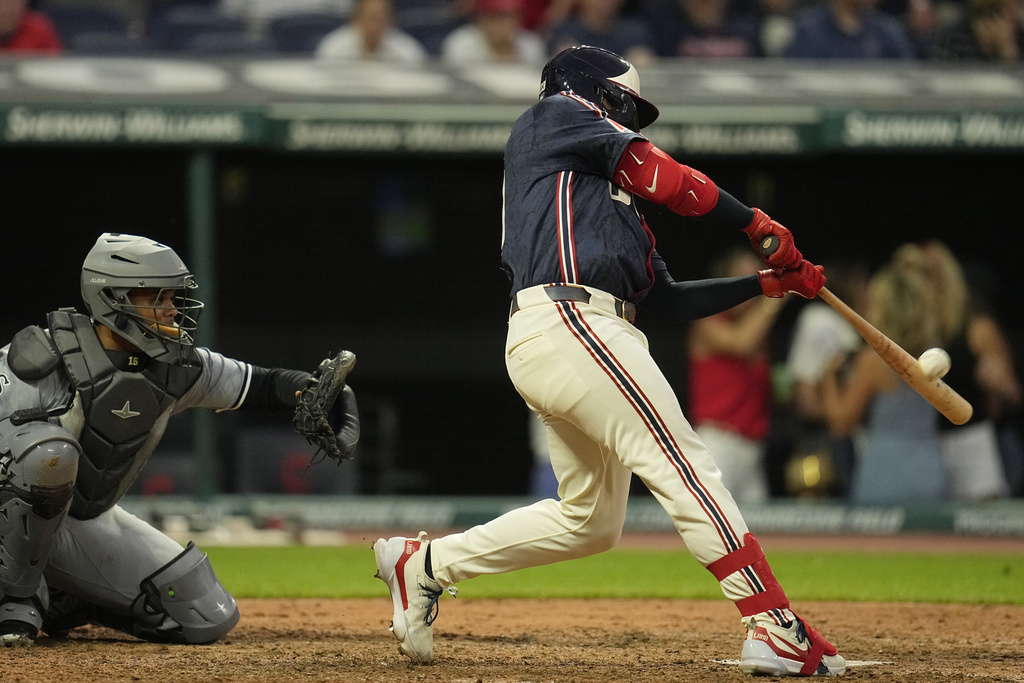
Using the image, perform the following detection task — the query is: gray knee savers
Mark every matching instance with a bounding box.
[128,542,239,644]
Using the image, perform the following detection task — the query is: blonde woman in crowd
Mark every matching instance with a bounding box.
[893,241,1020,499]
[820,261,945,504]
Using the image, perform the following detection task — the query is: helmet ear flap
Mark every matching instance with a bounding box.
[98,287,130,330]
[602,88,639,131]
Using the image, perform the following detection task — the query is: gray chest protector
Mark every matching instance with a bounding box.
[45,309,201,519]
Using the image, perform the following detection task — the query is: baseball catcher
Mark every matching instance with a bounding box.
[0,233,360,648]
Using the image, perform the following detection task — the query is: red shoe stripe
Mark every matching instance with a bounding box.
[395,540,421,610]
[750,619,837,676]
[756,626,810,662]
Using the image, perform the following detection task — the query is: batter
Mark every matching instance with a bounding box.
[375,46,844,676]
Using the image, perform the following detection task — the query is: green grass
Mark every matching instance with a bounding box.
[205,545,1024,605]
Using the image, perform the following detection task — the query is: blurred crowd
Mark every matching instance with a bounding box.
[1,0,1022,64]
[5,1,1021,508]
[682,240,1024,504]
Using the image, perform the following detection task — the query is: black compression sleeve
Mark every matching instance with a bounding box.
[690,188,755,229]
[240,366,309,410]
[638,254,762,324]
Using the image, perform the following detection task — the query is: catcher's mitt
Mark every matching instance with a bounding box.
[292,350,360,461]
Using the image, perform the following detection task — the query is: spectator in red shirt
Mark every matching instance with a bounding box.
[687,247,789,503]
[0,0,63,53]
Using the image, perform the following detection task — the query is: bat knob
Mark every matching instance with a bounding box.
[759,235,780,258]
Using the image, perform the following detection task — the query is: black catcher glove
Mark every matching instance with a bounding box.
[292,350,360,461]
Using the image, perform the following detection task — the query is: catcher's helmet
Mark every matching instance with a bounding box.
[540,45,659,131]
[81,233,203,364]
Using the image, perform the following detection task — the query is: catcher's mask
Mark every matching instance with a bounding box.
[81,233,203,365]
[540,45,659,132]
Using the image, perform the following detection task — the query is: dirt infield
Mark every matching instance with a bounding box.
[5,533,1024,683]
[8,598,1023,682]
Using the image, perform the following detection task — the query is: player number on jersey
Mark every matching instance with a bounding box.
[608,182,632,206]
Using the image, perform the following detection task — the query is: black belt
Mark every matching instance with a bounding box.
[510,285,636,323]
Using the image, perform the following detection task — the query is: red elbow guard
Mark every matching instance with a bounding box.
[614,140,719,216]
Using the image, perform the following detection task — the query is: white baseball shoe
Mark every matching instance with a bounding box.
[373,532,456,663]
[739,613,846,676]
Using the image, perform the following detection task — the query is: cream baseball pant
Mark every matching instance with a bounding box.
[430,285,772,607]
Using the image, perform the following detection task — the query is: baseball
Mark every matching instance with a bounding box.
[918,347,951,380]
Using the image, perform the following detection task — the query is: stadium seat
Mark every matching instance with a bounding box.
[266,12,347,54]
[146,5,248,53]
[145,0,220,25]
[402,17,462,57]
[40,4,132,45]
[392,1,462,57]
[67,31,147,55]
[188,32,279,55]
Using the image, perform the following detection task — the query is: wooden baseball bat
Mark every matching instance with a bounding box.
[816,286,972,425]
[757,234,973,425]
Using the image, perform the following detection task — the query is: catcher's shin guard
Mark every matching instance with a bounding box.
[0,422,79,597]
[706,533,789,617]
[123,542,239,644]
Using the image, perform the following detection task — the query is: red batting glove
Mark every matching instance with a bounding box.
[758,260,826,299]
[743,208,803,270]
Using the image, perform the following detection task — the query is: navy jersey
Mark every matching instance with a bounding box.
[501,92,653,303]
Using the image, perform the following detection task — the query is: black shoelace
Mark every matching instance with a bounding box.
[421,584,442,626]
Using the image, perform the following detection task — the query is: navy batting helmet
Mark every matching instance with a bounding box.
[540,45,659,131]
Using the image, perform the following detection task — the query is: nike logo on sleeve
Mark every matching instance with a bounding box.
[645,165,659,194]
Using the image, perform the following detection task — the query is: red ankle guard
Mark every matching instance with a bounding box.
[706,533,790,617]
